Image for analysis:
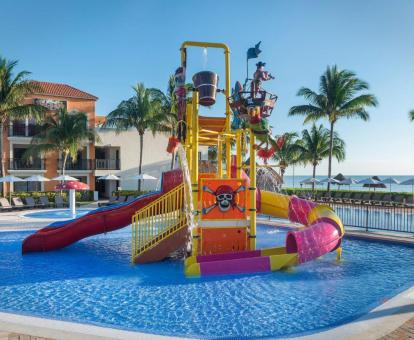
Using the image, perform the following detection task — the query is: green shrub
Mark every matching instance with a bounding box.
[8,190,94,202]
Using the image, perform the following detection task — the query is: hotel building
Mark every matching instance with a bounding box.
[5,81,173,198]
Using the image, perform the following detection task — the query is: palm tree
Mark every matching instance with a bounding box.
[0,56,46,192]
[296,124,345,190]
[289,65,377,192]
[409,110,414,122]
[162,75,178,169]
[104,83,166,191]
[25,109,99,175]
[271,132,302,182]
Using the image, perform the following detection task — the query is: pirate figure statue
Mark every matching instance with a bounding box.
[251,61,275,99]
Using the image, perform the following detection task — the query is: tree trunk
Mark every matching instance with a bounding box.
[0,122,4,196]
[62,152,68,176]
[170,150,175,170]
[138,132,144,192]
[327,121,335,195]
[312,163,317,191]
[280,166,286,182]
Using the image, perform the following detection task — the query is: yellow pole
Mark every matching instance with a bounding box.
[191,91,199,254]
[180,41,231,178]
[249,130,256,250]
[186,99,193,167]
[236,130,242,178]
[217,135,223,178]
[224,48,231,178]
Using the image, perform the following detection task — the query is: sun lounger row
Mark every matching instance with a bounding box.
[312,191,414,207]
[0,195,70,211]
[98,194,137,207]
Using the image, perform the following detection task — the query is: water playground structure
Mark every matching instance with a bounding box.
[22,41,344,278]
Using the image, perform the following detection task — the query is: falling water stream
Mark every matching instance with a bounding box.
[176,144,196,252]
[202,47,208,70]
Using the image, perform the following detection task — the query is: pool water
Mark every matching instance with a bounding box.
[24,209,93,219]
[0,224,413,338]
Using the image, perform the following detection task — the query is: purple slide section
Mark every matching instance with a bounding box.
[285,195,342,264]
[200,256,270,276]
[195,250,261,263]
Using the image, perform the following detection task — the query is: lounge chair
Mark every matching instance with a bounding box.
[98,195,118,207]
[125,195,136,203]
[314,192,323,202]
[12,197,28,209]
[39,196,53,208]
[370,193,383,206]
[296,191,304,199]
[25,197,41,209]
[113,195,127,204]
[323,192,336,203]
[361,193,372,204]
[350,193,363,205]
[333,192,344,203]
[319,192,330,202]
[405,196,414,207]
[54,195,68,208]
[380,194,393,207]
[0,197,13,211]
[392,194,405,207]
[99,195,126,207]
[341,192,352,204]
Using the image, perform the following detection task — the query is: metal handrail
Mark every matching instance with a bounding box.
[131,183,186,262]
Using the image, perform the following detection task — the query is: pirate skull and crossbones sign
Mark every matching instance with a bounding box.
[202,184,246,215]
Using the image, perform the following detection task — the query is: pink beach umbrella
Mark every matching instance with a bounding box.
[55,181,90,217]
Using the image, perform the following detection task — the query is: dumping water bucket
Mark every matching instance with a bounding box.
[192,71,219,106]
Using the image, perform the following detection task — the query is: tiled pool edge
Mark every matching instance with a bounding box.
[0,311,176,339]
[295,285,414,340]
[1,286,414,340]
[0,293,412,339]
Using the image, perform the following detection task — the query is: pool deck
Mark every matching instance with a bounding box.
[1,211,414,339]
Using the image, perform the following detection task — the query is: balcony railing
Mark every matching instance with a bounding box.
[95,159,120,170]
[8,158,44,170]
[9,123,41,137]
[9,124,26,137]
[28,124,41,136]
[58,159,94,171]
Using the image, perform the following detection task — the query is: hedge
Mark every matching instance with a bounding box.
[281,187,413,198]
[7,190,94,202]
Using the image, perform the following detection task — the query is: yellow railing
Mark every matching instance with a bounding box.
[131,183,186,263]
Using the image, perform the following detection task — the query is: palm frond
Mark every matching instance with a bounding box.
[409,110,414,122]
[26,108,99,160]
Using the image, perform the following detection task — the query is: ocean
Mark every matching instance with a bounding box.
[282,175,414,193]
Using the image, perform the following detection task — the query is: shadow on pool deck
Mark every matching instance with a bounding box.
[359,304,414,321]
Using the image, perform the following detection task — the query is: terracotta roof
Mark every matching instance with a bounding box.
[29,81,98,100]
[95,116,106,126]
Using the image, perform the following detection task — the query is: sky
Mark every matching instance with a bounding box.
[1,0,413,176]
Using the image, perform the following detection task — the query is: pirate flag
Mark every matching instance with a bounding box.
[247,41,262,59]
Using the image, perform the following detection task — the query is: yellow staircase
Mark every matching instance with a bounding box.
[131,184,188,263]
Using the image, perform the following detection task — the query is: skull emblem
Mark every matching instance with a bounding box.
[215,185,234,212]
[202,184,246,215]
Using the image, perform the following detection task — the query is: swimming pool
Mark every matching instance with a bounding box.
[24,209,93,219]
[0,224,413,338]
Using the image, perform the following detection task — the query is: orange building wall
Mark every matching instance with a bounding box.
[4,94,97,194]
